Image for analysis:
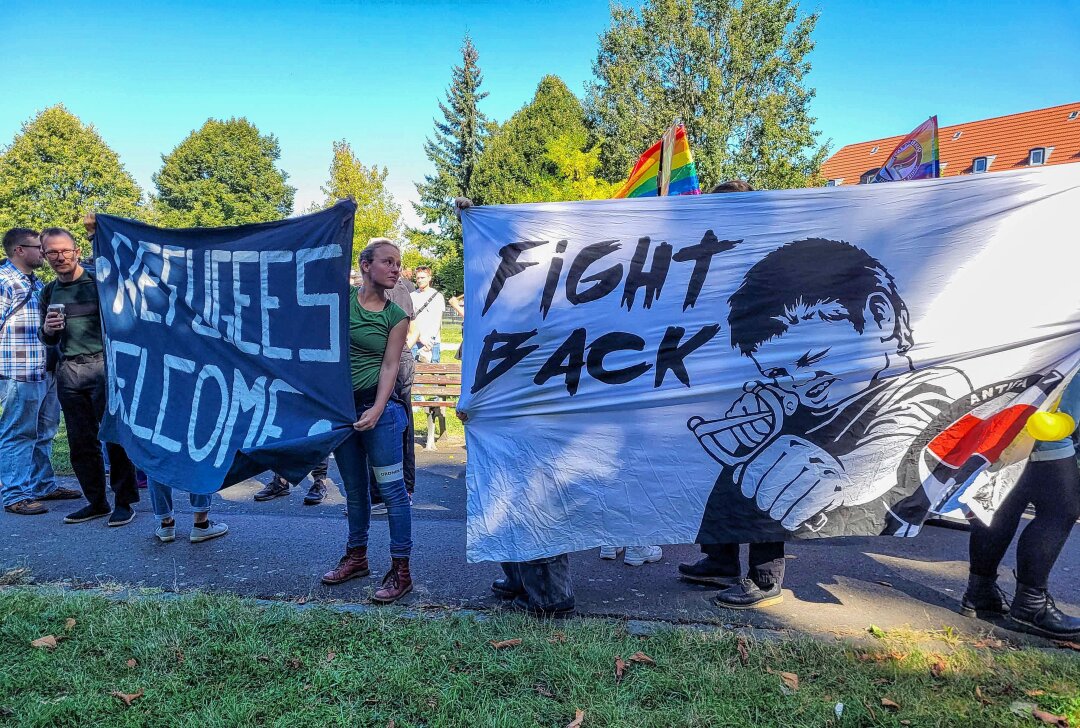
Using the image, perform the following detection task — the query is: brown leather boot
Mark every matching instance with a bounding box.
[373,557,412,603]
[321,546,369,585]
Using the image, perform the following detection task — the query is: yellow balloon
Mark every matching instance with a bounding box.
[1025,411,1077,441]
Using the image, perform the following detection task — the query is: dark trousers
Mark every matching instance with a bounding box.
[56,354,138,509]
[500,555,574,609]
[702,541,786,588]
[970,456,1080,589]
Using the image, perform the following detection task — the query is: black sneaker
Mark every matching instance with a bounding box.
[491,577,524,599]
[710,579,784,610]
[108,504,136,527]
[303,479,327,505]
[254,475,290,502]
[678,556,741,588]
[510,594,575,619]
[63,504,112,524]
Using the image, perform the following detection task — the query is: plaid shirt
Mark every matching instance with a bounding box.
[0,260,47,382]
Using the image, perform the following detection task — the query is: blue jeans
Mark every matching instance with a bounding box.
[410,342,441,363]
[147,479,212,520]
[0,375,60,506]
[334,400,412,557]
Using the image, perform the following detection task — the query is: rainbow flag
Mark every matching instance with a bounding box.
[873,116,940,183]
[613,124,701,198]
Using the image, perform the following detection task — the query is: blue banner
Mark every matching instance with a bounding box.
[93,200,357,493]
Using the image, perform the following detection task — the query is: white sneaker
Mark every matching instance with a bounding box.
[190,521,229,543]
[155,523,175,543]
[623,545,663,566]
[599,546,622,560]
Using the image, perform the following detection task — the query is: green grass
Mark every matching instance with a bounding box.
[413,407,465,441]
[440,322,463,345]
[0,588,1077,727]
[50,420,72,476]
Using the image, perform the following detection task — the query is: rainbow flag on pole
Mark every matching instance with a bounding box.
[873,116,940,183]
[613,124,701,198]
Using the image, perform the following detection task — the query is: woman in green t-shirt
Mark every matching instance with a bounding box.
[321,239,414,603]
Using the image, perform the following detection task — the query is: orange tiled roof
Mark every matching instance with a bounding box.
[820,102,1080,184]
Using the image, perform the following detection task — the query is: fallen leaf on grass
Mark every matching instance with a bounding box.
[534,684,555,699]
[548,632,567,644]
[767,668,799,692]
[1055,641,1080,652]
[868,624,886,638]
[1025,689,1047,697]
[490,639,522,650]
[64,618,76,631]
[881,698,900,711]
[126,659,137,668]
[288,658,301,669]
[387,720,395,728]
[256,655,269,663]
[628,651,655,666]
[736,636,749,666]
[30,636,57,650]
[614,656,626,683]
[975,686,991,705]
[110,690,143,707]
[326,652,336,662]
[175,649,185,665]
[972,637,1007,649]
[929,656,947,678]
[1031,707,1069,727]
[566,709,585,728]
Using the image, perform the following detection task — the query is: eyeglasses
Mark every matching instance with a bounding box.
[17,243,42,250]
[44,249,77,260]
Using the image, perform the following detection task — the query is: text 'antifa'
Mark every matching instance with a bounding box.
[101,232,345,464]
[472,230,736,394]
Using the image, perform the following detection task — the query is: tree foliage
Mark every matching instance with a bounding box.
[310,140,402,251]
[152,117,295,227]
[472,76,616,205]
[412,34,489,254]
[0,105,142,252]
[587,0,828,190]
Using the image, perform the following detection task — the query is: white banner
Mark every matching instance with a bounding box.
[459,166,1080,562]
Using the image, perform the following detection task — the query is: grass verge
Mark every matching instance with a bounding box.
[1,588,1077,727]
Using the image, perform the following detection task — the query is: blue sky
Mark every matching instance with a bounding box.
[2,0,1078,227]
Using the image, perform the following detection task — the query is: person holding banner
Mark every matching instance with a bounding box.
[39,228,139,527]
[962,374,1080,639]
[676,180,789,609]
[321,238,415,603]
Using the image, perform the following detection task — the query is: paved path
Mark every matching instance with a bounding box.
[3,444,1077,642]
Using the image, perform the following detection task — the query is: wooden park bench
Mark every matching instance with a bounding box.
[411,363,461,450]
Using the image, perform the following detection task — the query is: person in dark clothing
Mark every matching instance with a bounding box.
[254,459,331,504]
[677,180,787,609]
[961,374,1080,640]
[39,227,138,526]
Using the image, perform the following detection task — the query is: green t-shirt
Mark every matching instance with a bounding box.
[349,286,408,391]
[39,270,103,358]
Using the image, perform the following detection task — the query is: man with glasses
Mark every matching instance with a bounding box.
[0,228,81,515]
[39,227,138,526]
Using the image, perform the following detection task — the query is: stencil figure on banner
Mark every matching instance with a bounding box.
[0,228,80,516]
[456,166,1080,564]
[91,200,359,495]
[320,238,415,604]
[39,227,140,527]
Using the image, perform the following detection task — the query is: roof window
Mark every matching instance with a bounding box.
[952,131,962,140]
[1069,111,1079,120]
[1029,148,1046,166]
[870,146,879,154]
[826,179,843,187]
[972,157,989,173]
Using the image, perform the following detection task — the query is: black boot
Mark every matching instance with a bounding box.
[677,556,740,588]
[959,573,1009,619]
[1006,583,1080,640]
